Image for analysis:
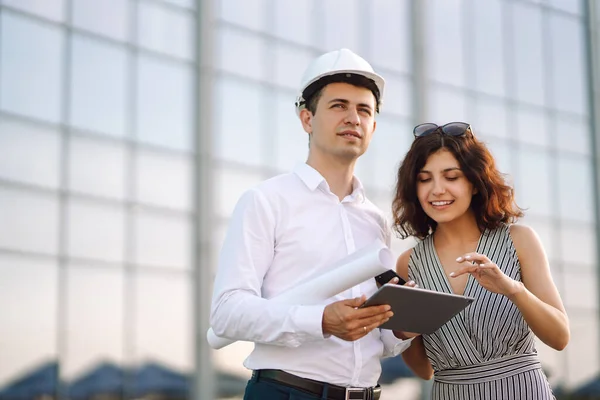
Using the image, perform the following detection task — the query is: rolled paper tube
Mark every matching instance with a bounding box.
[207,240,394,349]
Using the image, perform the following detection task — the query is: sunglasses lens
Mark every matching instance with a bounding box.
[414,123,439,137]
[442,122,470,136]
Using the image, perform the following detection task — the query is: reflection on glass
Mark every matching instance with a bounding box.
[515,106,549,147]
[272,0,312,45]
[555,115,591,155]
[135,149,193,211]
[0,188,59,254]
[68,135,127,200]
[559,223,597,267]
[1,0,65,22]
[274,44,314,90]
[72,0,129,41]
[133,208,192,269]
[67,199,125,263]
[0,119,60,188]
[272,91,308,172]
[133,272,193,371]
[472,98,507,139]
[0,255,58,386]
[137,0,195,61]
[557,155,594,222]
[426,0,465,86]
[472,0,505,96]
[0,12,64,123]
[214,168,265,218]
[69,35,129,137]
[321,0,359,51]
[136,55,194,151]
[217,27,265,81]
[215,77,264,166]
[218,0,266,31]
[549,13,587,115]
[370,0,411,73]
[429,86,467,123]
[515,147,552,217]
[63,265,125,380]
[511,3,545,106]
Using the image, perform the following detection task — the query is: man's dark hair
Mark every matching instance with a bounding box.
[303,73,381,115]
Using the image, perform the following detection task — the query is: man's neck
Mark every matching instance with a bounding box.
[306,155,356,201]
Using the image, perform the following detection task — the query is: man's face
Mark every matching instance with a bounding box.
[300,82,377,162]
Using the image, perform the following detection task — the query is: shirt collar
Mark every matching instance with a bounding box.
[293,163,366,202]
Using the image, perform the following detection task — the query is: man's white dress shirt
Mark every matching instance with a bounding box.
[210,163,410,388]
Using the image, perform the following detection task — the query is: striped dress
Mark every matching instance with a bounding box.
[408,224,555,400]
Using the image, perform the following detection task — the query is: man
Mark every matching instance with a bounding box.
[210,48,412,400]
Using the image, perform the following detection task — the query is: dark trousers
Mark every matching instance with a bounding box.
[243,374,330,400]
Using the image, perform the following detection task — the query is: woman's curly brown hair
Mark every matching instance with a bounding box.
[392,131,523,240]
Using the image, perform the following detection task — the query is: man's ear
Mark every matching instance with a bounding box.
[299,108,313,134]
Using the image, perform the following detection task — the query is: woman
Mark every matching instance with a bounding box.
[392,122,569,399]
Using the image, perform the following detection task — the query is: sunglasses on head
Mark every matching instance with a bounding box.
[413,122,472,138]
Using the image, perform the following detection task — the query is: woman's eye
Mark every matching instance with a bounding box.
[418,178,431,183]
[446,177,458,181]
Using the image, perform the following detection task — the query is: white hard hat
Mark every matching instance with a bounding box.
[295,48,385,116]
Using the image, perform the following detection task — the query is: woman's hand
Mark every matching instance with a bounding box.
[451,252,523,298]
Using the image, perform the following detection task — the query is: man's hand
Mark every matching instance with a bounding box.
[322,295,393,341]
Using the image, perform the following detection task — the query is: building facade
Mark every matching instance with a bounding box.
[0,0,599,399]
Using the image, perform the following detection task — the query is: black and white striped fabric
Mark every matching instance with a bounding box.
[408,224,555,399]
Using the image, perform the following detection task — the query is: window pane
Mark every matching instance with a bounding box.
[511,3,545,106]
[272,91,308,172]
[0,119,60,188]
[515,107,549,147]
[472,98,508,139]
[0,12,64,123]
[549,13,587,115]
[555,115,591,155]
[72,0,129,41]
[0,255,58,386]
[164,0,195,8]
[428,86,467,123]
[67,199,125,263]
[382,76,412,118]
[133,209,192,269]
[68,136,127,200]
[472,0,505,96]
[518,215,557,262]
[547,0,582,14]
[214,168,265,218]
[133,273,192,372]
[370,0,411,73]
[137,0,195,61]
[217,27,265,81]
[0,188,58,254]
[559,223,598,267]
[483,138,513,179]
[136,55,194,151]
[271,0,312,45]
[1,0,65,22]
[515,147,552,217]
[69,35,129,137]
[557,155,594,222]
[426,0,465,86]
[566,314,599,387]
[274,44,313,90]
[218,0,266,31]
[215,77,264,165]
[564,270,598,309]
[63,265,125,380]
[320,0,359,51]
[135,149,193,211]
[364,116,411,191]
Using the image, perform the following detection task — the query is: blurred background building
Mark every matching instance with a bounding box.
[0,0,599,399]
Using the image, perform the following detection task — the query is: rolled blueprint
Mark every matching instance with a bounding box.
[207,240,394,349]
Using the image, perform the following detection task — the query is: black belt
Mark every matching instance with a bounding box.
[252,369,381,400]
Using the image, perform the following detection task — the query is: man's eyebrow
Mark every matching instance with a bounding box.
[327,98,373,110]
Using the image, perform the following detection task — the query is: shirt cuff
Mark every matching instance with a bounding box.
[380,330,415,357]
[294,304,328,340]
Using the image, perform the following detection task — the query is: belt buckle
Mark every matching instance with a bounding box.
[345,387,366,400]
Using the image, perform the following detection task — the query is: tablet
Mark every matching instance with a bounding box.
[361,284,475,334]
